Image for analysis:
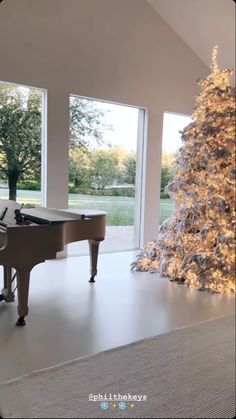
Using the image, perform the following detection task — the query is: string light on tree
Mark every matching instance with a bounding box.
[132,47,235,294]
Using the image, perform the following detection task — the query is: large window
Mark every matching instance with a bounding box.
[0,81,46,207]
[67,96,145,254]
[160,112,192,224]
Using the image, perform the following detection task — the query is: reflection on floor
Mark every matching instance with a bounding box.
[68,225,135,255]
[0,251,234,381]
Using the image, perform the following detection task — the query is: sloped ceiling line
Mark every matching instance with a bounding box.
[148,0,235,71]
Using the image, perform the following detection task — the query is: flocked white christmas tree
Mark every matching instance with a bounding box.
[132,48,235,293]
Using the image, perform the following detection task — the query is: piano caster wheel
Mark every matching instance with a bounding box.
[16,316,26,327]
[89,276,96,283]
[0,294,5,302]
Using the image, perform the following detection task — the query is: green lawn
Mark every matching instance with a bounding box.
[0,189,173,225]
[159,199,174,224]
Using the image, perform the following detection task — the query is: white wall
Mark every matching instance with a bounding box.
[148,0,235,71]
[0,0,208,244]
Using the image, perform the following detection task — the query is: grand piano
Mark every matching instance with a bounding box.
[0,200,106,326]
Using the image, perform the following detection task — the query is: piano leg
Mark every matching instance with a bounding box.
[15,267,31,326]
[0,267,15,303]
[88,239,102,282]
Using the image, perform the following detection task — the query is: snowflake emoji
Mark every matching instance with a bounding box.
[100,401,109,410]
[118,401,127,410]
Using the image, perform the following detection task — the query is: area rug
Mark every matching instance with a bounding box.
[0,315,235,418]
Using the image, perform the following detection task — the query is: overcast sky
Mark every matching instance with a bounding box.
[95,100,192,154]
[162,112,192,153]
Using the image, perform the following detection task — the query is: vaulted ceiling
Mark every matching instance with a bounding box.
[148,0,235,71]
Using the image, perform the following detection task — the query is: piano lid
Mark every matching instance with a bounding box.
[22,207,85,224]
[61,208,107,217]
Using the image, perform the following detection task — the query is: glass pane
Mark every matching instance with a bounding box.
[160,112,192,224]
[67,96,143,255]
[0,81,45,208]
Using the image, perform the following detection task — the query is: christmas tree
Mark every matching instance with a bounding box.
[132,47,235,293]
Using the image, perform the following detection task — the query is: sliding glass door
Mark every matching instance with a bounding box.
[67,96,145,255]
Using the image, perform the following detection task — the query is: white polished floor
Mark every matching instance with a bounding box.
[0,251,235,382]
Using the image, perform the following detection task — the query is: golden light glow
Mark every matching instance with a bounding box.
[132,47,235,294]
